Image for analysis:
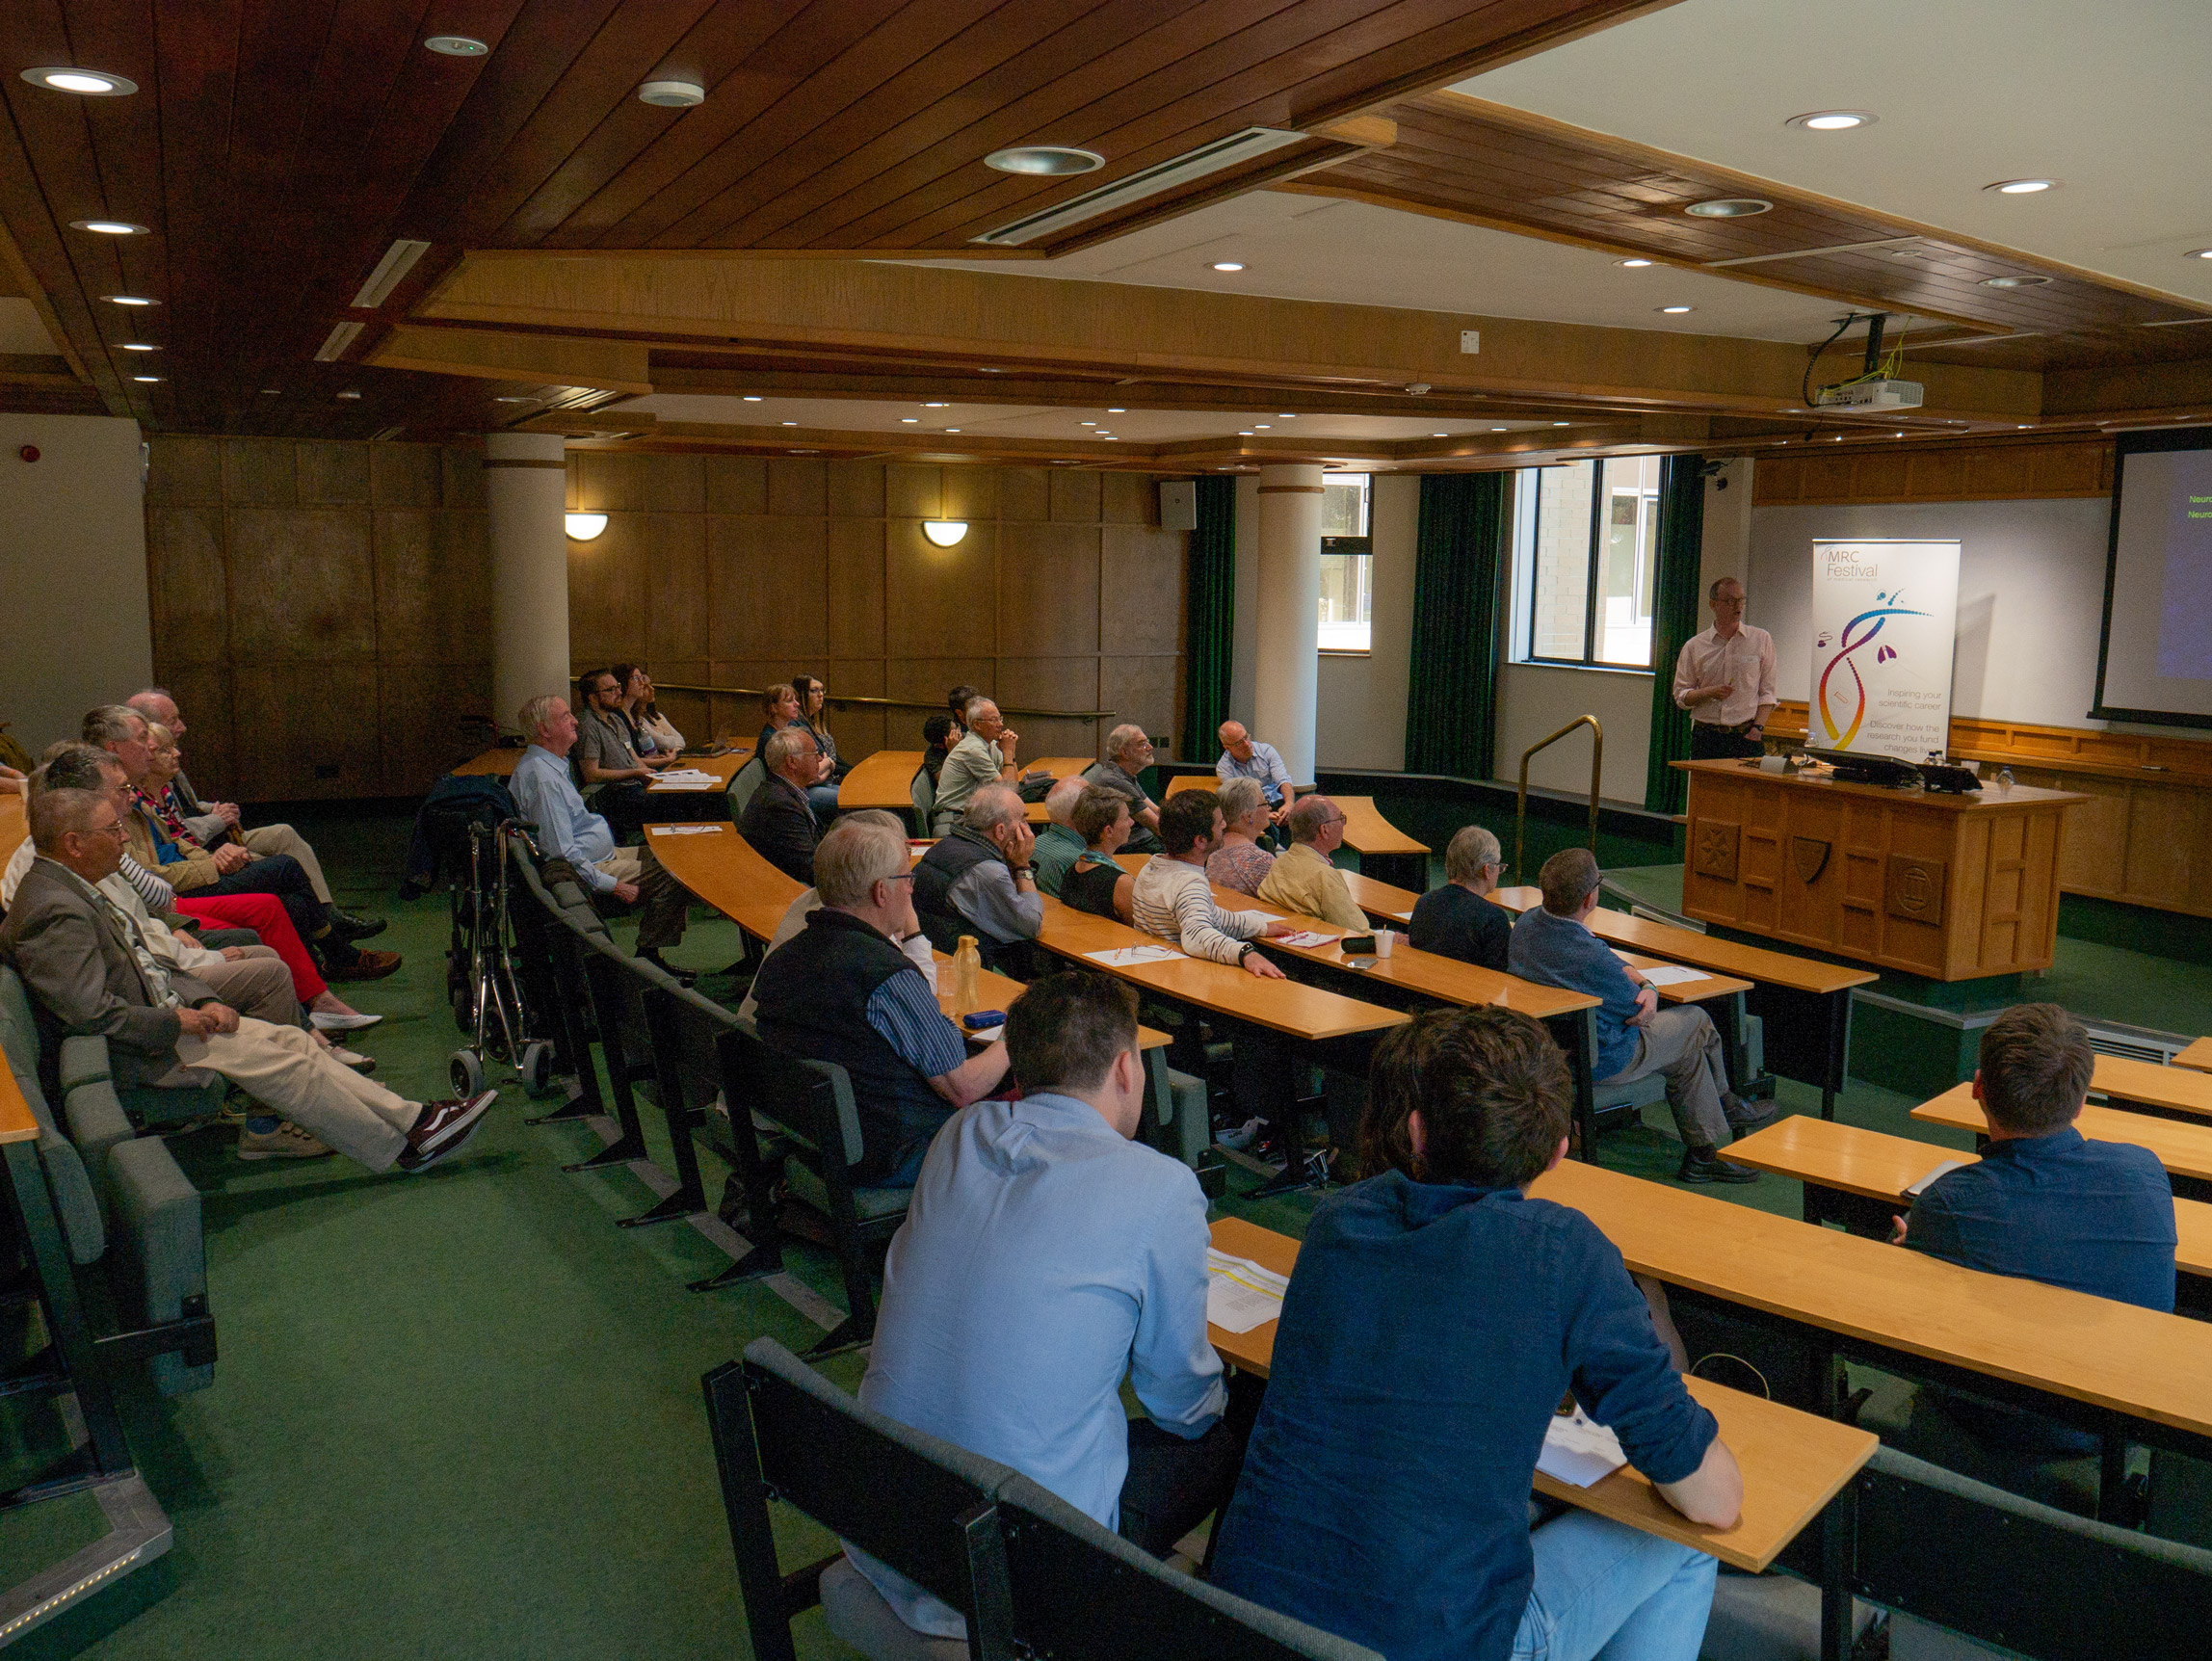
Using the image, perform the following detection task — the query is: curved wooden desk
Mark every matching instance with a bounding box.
[849,751,1096,823]
[1913,1086,2212,1189]
[1163,777,1427,863]
[457,739,751,783]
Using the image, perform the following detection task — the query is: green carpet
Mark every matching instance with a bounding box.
[4,807,2207,1654]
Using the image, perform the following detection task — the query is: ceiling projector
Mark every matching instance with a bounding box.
[1812,378,1925,409]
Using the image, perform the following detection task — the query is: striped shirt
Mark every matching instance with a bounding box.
[1131,855,1265,966]
[118,852,175,913]
[865,970,969,1080]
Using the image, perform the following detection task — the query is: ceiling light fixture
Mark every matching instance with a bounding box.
[1490,426,1507,433]
[314,320,363,362]
[2189,250,2212,261]
[1986,178,2058,195]
[944,428,961,433]
[350,239,433,308]
[20,67,137,95]
[566,514,608,541]
[638,80,706,107]
[924,401,948,408]
[1106,407,1125,413]
[922,521,968,547]
[103,294,156,306]
[985,145,1104,176]
[742,394,762,402]
[1210,261,1245,273]
[1686,198,1773,218]
[900,417,919,423]
[1432,432,1448,437]
[260,388,279,395]
[1553,421,1570,427]
[424,35,488,56]
[1786,111,1875,131]
[1618,257,1653,268]
[493,395,534,403]
[335,389,362,400]
[71,219,147,236]
[131,375,160,383]
[1658,304,1694,314]
[975,127,1302,245]
[120,342,158,352]
[1981,274,2051,287]
[1238,431,1254,436]
[1080,421,1096,427]
[781,421,798,426]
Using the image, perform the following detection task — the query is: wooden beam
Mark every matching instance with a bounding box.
[363,324,654,395]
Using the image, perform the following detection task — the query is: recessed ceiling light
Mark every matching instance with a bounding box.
[2185,250,2212,260]
[493,395,534,403]
[119,342,158,352]
[71,219,147,236]
[638,80,706,107]
[1432,432,1448,437]
[2019,423,2033,429]
[1106,407,1125,412]
[103,294,156,306]
[336,389,361,399]
[1987,178,2057,195]
[260,388,279,395]
[20,67,138,95]
[923,401,948,408]
[944,428,961,433]
[1277,413,1295,418]
[424,35,488,56]
[1254,424,1270,429]
[1080,421,1096,427]
[742,394,763,402]
[1685,198,1772,218]
[1553,421,1570,427]
[1490,426,1507,433]
[1786,111,1875,131]
[899,417,919,424]
[1658,304,1694,314]
[1617,257,1654,268]
[1237,431,1254,436]
[1209,261,1245,273]
[1981,275,2051,287]
[985,145,1104,176]
[780,421,798,427]
[131,375,160,382]
[1103,436,1119,441]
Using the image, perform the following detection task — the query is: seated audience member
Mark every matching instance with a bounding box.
[1083,725,1164,855]
[733,812,927,1023]
[1409,826,1512,971]
[125,687,384,940]
[851,972,1236,1641]
[1256,796,1367,932]
[5,746,379,1042]
[1062,785,1137,921]
[1511,849,1773,1183]
[740,727,825,886]
[945,684,982,725]
[509,695,695,982]
[932,698,1021,835]
[794,672,851,787]
[1895,1002,2176,1487]
[605,664,661,760]
[1132,791,1296,976]
[756,682,803,760]
[93,707,399,985]
[1215,720,1296,825]
[1029,776,1089,898]
[1211,1006,1738,1661]
[919,712,961,787]
[624,666,685,756]
[912,785,1040,962]
[1205,778,1277,896]
[2,785,494,1173]
[575,667,662,841]
[750,814,1009,1185]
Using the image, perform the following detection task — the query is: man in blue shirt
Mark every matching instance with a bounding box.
[850,971,1233,1643]
[1212,1006,1739,1661]
[1896,1002,2176,1480]
[509,695,692,981]
[1509,848,1774,1183]
[1216,720,1297,827]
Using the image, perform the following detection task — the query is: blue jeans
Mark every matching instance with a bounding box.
[1512,1509,1717,1661]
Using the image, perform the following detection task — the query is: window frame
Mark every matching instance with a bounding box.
[1521,459,1661,672]
[1317,473,1374,655]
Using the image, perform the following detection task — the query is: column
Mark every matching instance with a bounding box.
[483,431,571,735]
[1252,463,1324,782]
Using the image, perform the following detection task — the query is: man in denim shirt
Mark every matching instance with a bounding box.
[1213,1007,1739,1661]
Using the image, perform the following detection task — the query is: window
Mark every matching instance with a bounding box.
[1523,457,1662,668]
[1318,472,1372,651]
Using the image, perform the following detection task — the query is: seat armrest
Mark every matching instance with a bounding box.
[57,1035,113,1093]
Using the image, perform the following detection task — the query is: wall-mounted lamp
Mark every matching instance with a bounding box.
[566,513,608,541]
[922,520,968,548]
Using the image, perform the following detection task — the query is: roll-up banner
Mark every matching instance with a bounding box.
[1808,539,1961,760]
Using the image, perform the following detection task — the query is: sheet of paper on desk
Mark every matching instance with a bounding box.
[649,824,724,835]
[1618,959,1707,988]
[1084,945,1184,967]
[648,771,718,791]
[1904,1157,1970,1198]
[1277,930,1336,948]
[1206,1249,1290,1334]
[1537,1408,1627,1489]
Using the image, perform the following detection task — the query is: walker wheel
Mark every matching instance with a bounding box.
[448,1048,486,1099]
[520,1041,557,1098]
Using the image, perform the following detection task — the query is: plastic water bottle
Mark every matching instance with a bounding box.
[1997,768,2014,794]
[953,936,982,1007]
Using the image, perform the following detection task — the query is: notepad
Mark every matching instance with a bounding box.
[1083,945,1183,967]
[1903,1158,1970,1198]
[1614,955,1707,988]
[1277,930,1336,948]
[1205,1249,1290,1334]
[648,824,724,836]
[1537,1407,1627,1489]
[648,770,719,791]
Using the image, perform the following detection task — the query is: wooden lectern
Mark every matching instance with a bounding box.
[1673,759,2087,982]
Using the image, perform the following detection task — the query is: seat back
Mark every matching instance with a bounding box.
[909,766,935,835]
[993,1475,1382,1661]
[0,967,103,1263]
[728,755,768,820]
[724,1021,867,1171]
[707,1337,1021,1661]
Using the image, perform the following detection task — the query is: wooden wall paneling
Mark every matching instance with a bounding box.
[296,442,371,506]
[1751,439,2117,506]
[645,659,712,749]
[381,662,495,795]
[567,512,649,667]
[370,443,444,509]
[828,461,885,520]
[1048,467,1103,524]
[886,659,995,715]
[1904,449,1965,498]
[641,453,705,514]
[145,507,230,671]
[230,663,383,801]
[707,660,799,733]
[222,439,297,508]
[999,467,1050,522]
[1962,447,2033,498]
[2121,782,2199,909]
[1850,451,1909,500]
[1101,471,1155,525]
[1099,656,1181,752]
[826,520,886,659]
[825,658,887,762]
[442,447,487,510]
[158,666,238,806]
[2029,443,2104,495]
[766,458,828,517]
[997,523,1100,659]
[145,437,224,508]
[886,521,996,659]
[645,513,710,663]
[885,463,943,521]
[706,514,830,660]
[941,466,997,523]
[1101,526,1187,656]
[225,509,378,662]
[703,455,768,514]
[996,655,1101,761]
[371,509,492,665]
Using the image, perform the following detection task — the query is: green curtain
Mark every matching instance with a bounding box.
[1643,454,1708,814]
[1181,476,1236,758]
[1406,473,1508,778]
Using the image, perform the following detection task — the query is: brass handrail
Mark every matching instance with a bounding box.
[1515,715,1603,883]
[653,683,1117,723]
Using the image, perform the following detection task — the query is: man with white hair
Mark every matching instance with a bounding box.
[1215,721,1296,826]
[750,814,1011,1186]
[125,688,383,940]
[1083,725,1164,856]
[1030,775,1091,898]
[1256,797,1367,933]
[1409,825,1511,970]
[932,697,1022,835]
[740,725,825,884]
[510,694,693,981]
[912,784,1041,964]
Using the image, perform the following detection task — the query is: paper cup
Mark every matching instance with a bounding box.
[1374,929,1396,958]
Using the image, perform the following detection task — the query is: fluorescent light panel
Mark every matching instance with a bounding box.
[314,321,364,362]
[970,127,1307,247]
[351,240,433,308]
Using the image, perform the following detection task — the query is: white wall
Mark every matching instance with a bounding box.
[1314,472,1416,771]
[1699,459,1753,598]
[0,414,152,754]
[1228,474,1260,735]
[1493,664,1652,802]
[1749,497,2115,728]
